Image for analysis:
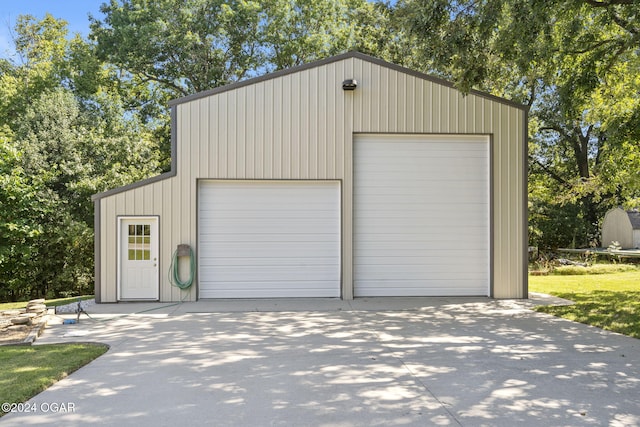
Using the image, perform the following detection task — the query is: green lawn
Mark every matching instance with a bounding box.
[0,296,94,311]
[0,343,108,415]
[530,269,640,338]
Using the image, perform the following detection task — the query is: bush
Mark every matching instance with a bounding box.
[553,264,638,275]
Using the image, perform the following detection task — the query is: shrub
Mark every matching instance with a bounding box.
[553,264,638,275]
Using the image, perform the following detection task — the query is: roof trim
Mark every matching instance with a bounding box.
[168,51,529,111]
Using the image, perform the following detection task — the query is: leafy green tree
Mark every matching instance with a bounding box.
[91,0,406,95]
[399,0,640,249]
[0,15,163,301]
[91,0,264,96]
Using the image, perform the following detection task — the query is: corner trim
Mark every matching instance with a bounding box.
[523,108,529,298]
[94,198,101,303]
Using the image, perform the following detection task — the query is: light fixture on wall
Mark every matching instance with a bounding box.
[342,79,358,91]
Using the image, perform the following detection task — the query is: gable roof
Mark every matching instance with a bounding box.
[627,211,640,229]
[93,51,527,202]
[168,51,528,111]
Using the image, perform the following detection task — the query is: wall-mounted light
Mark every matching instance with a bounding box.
[342,79,358,91]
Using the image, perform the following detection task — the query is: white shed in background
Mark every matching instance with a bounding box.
[602,207,640,249]
[92,52,528,303]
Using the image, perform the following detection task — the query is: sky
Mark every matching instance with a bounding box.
[0,0,105,58]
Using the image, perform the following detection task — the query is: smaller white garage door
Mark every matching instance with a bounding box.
[198,181,340,298]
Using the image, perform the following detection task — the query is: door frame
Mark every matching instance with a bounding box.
[117,215,160,301]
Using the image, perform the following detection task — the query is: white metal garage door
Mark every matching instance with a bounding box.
[354,134,490,296]
[198,181,340,298]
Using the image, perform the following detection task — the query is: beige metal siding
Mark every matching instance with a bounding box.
[351,60,526,298]
[96,54,527,302]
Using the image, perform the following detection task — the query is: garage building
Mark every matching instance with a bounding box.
[92,52,528,302]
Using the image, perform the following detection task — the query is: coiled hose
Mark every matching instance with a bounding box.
[169,246,195,290]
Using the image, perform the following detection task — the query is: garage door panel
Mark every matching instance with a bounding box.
[202,265,340,281]
[356,282,484,297]
[198,181,340,298]
[201,242,338,258]
[199,220,338,235]
[200,257,338,267]
[354,134,489,297]
[200,233,339,243]
[200,284,338,299]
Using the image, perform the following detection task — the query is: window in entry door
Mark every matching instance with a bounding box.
[127,224,151,261]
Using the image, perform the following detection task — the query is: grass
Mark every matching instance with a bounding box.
[530,269,640,338]
[0,343,108,415]
[0,296,94,311]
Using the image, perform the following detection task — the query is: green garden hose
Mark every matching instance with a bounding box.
[169,247,195,290]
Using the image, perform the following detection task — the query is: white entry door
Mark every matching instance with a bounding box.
[119,217,159,300]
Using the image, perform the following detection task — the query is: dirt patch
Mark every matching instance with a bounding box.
[0,324,33,345]
[1,300,49,345]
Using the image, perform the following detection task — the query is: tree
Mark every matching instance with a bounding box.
[399,0,640,249]
[0,15,163,301]
[90,0,405,96]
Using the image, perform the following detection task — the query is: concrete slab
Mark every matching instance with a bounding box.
[1,297,639,426]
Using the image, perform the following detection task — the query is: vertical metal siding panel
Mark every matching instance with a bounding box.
[414,77,423,132]
[273,78,284,178]
[494,103,508,298]
[236,88,246,178]
[218,93,228,177]
[188,100,202,176]
[432,83,441,132]
[263,80,274,178]
[245,85,255,178]
[143,184,153,214]
[101,199,113,301]
[199,98,209,178]
[161,179,172,301]
[208,96,218,177]
[323,63,344,179]
[309,68,319,179]
[361,61,372,131]
[124,190,134,215]
[230,90,240,178]
[331,61,343,179]
[317,67,327,178]
[170,175,180,301]
[280,73,300,179]
[441,87,451,132]
[423,81,432,132]
[253,84,261,179]
[299,70,309,178]
[380,66,389,132]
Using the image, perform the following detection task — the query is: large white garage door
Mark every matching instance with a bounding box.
[354,134,490,297]
[198,181,340,298]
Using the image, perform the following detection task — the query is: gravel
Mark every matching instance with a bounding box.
[55,299,96,314]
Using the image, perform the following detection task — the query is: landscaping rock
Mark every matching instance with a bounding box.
[19,312,39,319]
[1,310,22,317]
[26,304,47,313]
[28,298,45,305]
[7,325,28,332]
[11,317,31,325]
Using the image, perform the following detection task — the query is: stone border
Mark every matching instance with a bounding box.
[22,310,53,345]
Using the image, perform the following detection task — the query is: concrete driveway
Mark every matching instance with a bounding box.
[1,296,639,426]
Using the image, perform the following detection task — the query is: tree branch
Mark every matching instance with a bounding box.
[529,155,570,186]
